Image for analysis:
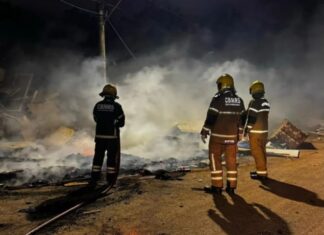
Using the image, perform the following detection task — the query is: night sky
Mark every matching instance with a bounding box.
[1,0,322,66]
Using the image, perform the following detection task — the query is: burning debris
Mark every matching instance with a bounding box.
[2,119,317,188]
[1,72,209,188]
[0,144,206,188]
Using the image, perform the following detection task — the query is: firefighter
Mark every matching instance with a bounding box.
[90,84,125,186]
[201,74,245,195]
[244,80,270,180]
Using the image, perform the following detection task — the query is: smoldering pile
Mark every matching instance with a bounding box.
[1,118,319,187]
[0,127,208,187]
[0,150,208,188]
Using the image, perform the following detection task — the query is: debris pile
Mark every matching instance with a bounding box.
[309,123,324,137]
[238,119,320,158]
[0,148,208,187]
[269,119,308,149]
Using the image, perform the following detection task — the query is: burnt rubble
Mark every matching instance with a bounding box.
[1,118,318,188]
[0,149,208,187]
[269,119,309,149]
[238,119,317,158]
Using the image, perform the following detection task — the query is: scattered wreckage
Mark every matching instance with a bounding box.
[0,119,317,189]
[238,119,315,158]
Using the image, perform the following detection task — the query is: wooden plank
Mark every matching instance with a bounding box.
[238,147,300,158]
[266,148,300,158]
[308,131,324,137]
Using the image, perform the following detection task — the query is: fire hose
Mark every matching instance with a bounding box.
[25,184,114,235]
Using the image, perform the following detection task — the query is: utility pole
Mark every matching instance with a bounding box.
[60,0,134,84]
[98,0,107,83]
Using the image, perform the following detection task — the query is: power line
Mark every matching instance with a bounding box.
[104,0,136,59]
[107,19,136,59]
[107,0,123,19]
[59,0,135,60]
[88,0,116,8]
[59,0,99,15]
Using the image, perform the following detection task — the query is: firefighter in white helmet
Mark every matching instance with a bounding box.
[90,84,125,186]
[201,74,245,195]
[244,80,270,180]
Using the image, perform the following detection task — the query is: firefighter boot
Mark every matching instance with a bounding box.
[106,173,118,187]
[225,181,236,195]
[250,171,268,181]
[204,185,223,195]
[88,177,99,189]
[89,171,101,188]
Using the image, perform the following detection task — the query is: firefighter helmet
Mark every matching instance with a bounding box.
[99,84,119,98]
[249,80,265,94]
[216,74,234,91]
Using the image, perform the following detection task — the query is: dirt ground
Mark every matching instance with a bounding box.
[1,140,324,235]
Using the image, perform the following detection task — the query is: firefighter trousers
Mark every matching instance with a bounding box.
[91,138,121,185]
[249,133,268,176]
[209,138,238,188]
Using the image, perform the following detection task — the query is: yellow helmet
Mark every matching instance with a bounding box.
[99,84,119,98]
[249,80,265,94]
[216,74,234,91]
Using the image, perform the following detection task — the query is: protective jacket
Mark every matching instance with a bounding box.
[93,97,125,139]
[246,97,270,134]
[202,89,245,144]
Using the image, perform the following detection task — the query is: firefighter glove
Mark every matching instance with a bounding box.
[200,128,210,144]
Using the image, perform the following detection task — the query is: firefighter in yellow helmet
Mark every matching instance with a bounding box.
[244,80,270,180]
[90,84,125,186]
[201,74,245,195]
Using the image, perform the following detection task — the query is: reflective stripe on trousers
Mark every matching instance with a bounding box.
[209,138,238,188]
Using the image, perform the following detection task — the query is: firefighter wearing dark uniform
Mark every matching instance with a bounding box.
[244,80,270,180]
[91,84,125,186]
[201,74,245,195]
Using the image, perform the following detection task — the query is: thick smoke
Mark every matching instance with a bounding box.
[5,47,324,159]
